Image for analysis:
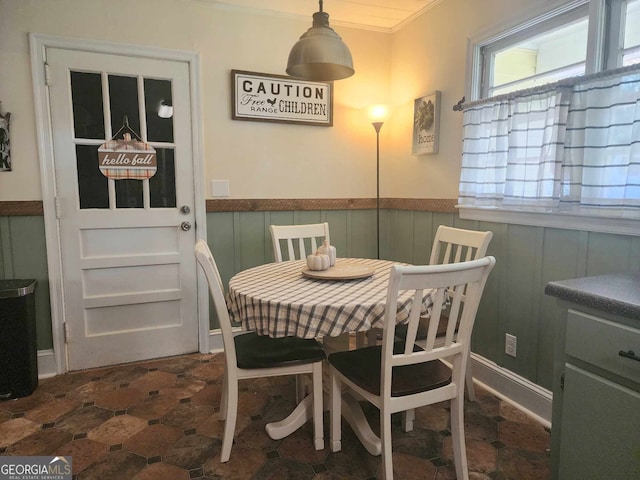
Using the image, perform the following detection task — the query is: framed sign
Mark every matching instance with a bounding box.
[231,70,333,127]
[412,91,440,155]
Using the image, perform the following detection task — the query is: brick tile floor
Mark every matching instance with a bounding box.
[0,352,551,479]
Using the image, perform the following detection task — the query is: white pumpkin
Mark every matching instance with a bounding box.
[306,253,331,271]
[316,240,336,266]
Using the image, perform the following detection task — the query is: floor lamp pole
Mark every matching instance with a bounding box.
[372,121,383,260]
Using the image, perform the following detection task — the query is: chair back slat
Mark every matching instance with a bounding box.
[381,257,496,398]
[402,291,424,354]
[270,223,330,262]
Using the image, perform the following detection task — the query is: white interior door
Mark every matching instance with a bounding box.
[46,47,199,370]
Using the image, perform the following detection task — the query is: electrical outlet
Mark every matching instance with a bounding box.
[505,333,517,357]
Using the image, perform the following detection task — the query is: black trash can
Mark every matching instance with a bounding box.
[0,279,38,400]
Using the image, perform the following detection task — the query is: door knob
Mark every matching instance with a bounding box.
[180,221,191,231]
[180,205,191,214]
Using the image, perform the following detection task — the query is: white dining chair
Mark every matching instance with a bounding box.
[194,240,326,462]
[425,225,493,401]
[270,222,330,262]
[396,225,494,432]
[328,256,496,480]
[390,225,493,407]
[270,222,331,401]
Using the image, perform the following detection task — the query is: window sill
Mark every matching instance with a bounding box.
[457,206,640,237]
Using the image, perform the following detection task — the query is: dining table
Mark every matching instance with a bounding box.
[226,257,435,455]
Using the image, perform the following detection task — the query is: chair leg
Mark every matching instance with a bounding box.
[465,362,476,401]
[329,369,342,452]
[401,408,415,432]
[220,378,238,463]
[311,362,324,450]
[381,407,394,480]
[296,374,306,403]
[450,395,469,480]
[219,372,228,421]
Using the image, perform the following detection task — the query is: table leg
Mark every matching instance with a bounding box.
[264,333,383,456]
[341,392,382,456]
[265,388,382,455]
[265,395,313,440]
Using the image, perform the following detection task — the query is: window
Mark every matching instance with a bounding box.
[481,6,589,97]
[461,0,640,234]
[622,0,640,65]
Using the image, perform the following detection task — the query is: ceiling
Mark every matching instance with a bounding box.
[207,0,444,32]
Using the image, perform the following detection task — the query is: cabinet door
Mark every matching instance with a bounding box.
[559,364,640,479]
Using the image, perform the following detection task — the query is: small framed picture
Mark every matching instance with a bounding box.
[0,111,10,171]
[412,91,440,155]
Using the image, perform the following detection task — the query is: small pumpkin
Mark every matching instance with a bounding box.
[316,240,336,266]
[306,253,331,271]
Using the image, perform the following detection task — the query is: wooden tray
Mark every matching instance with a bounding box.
[302,264,375,280]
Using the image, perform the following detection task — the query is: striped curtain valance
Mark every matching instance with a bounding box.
[459,63,640,219]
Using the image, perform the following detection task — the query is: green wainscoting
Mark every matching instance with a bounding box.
[0,216,52,349]
[383,210,640,390]
[207,209,379,288]
[2,209,639,392]
[208,209,640,391]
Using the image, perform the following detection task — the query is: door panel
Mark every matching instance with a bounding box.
[46,47,198,370]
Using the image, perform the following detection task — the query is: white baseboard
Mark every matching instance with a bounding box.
[470,353,552,427]
[37,349,58,379]
[37,337,553,428]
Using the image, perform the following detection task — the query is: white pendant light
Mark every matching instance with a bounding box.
[286,0,354,81]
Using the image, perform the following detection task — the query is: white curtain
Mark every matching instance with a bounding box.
[459,64,640,219]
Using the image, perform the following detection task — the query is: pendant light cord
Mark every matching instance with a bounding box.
[319,0,323,13]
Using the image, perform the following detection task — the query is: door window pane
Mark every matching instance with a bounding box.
[144,78,174,143]
[109,75,140,138]
[76,145,108,209]
[150,148,176,208]
[115,180,143,208]
[71,72,105,139]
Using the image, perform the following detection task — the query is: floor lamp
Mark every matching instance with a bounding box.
[369,105,387,260]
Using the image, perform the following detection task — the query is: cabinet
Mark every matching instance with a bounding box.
[545,274,640,480]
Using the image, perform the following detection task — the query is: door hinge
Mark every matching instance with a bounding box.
[44,62,51,86]
[63,322,69,343]
[55,196,61,219]
[560,373,565,390]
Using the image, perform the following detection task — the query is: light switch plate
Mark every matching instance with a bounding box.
[211,180,230,198]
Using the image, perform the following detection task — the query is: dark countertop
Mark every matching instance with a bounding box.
[545,273,640,321]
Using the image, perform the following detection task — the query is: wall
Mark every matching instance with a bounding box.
[0,0,390,201]
[385,0,580,199]
[4,0,634,394]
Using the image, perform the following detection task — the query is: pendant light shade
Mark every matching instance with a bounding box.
[286,0,354,81]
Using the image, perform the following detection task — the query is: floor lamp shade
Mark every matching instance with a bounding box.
[286,2,354,81]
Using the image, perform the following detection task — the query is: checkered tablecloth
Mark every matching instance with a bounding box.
[226,258,434,338]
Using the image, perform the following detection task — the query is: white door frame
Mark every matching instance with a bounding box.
[29,33,209,374]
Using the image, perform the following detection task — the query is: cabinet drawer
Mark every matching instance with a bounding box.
[566,309,640,385]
